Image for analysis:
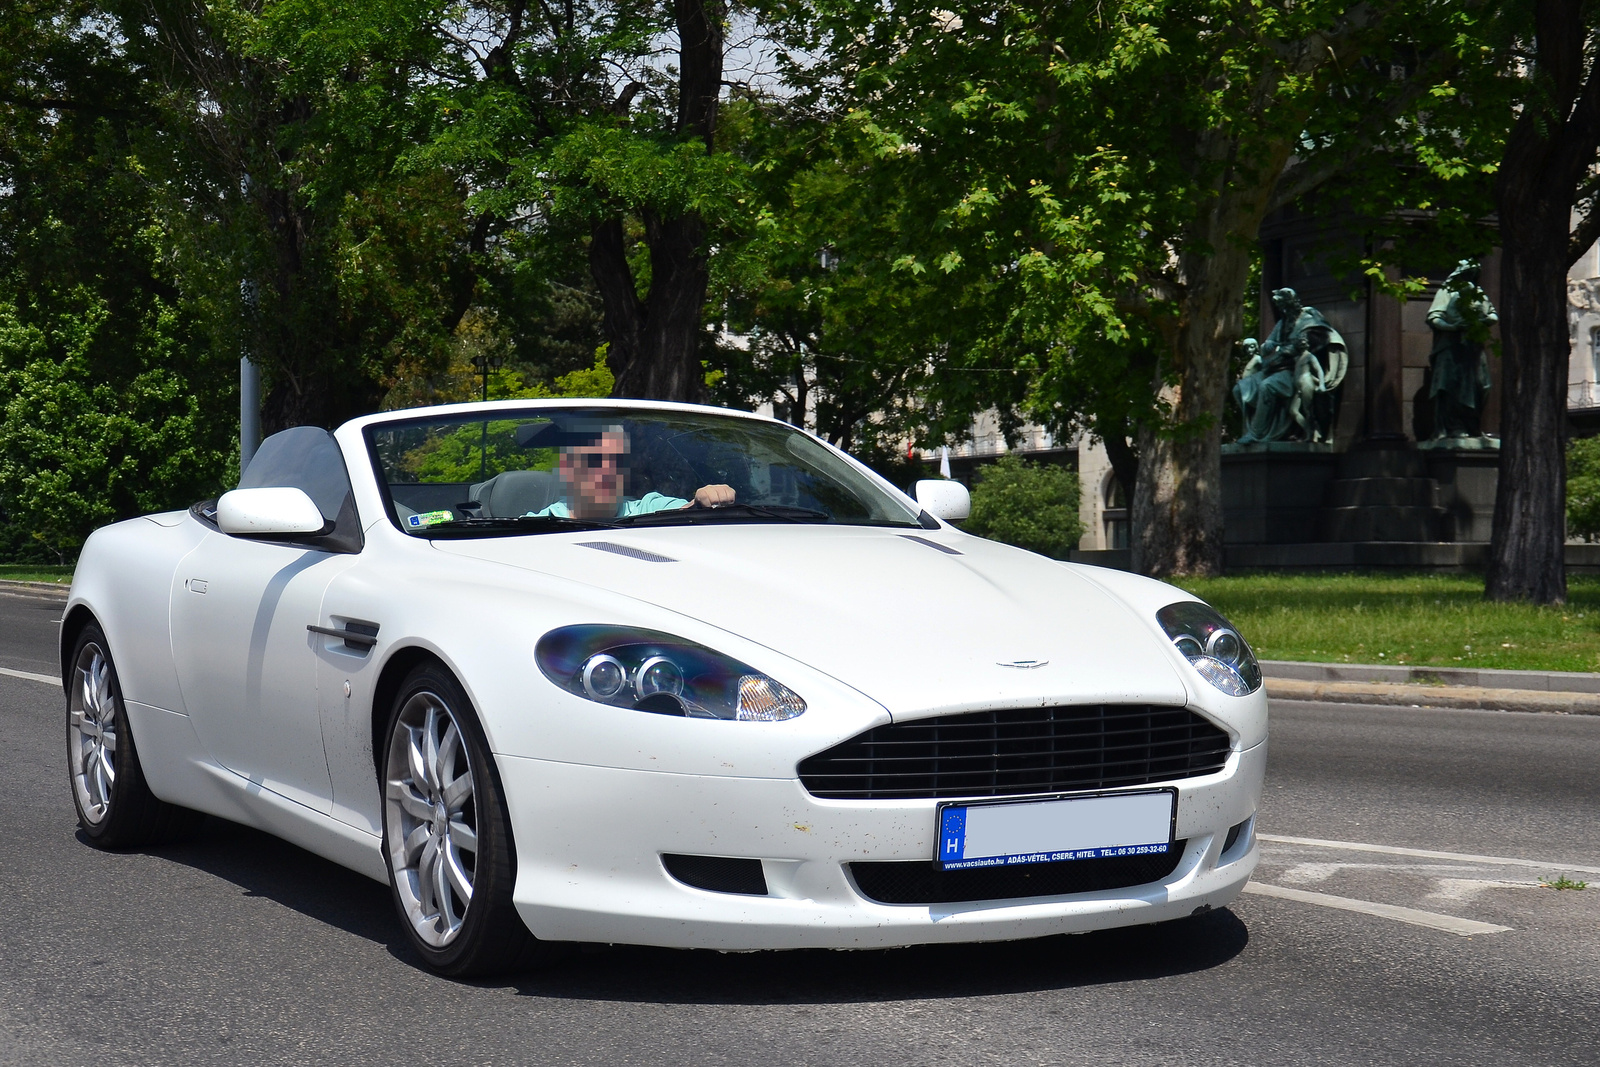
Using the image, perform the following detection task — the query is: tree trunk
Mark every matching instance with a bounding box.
[1485,1,1600,604]
[590,212,713,402]
[1130,349,1229,577]
[1131,221,1257,578]
[1484,217,1570,603]
[590,0,723,403]
[1099,421,1139,506]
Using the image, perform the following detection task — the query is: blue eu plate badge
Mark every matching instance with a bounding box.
[936,789,1176,870]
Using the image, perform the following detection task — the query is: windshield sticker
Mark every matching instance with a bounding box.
[406,510,454,528]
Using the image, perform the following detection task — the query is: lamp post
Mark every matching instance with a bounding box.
[471,353,504,403]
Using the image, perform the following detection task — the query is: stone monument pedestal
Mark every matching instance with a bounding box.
[1218,445,1506,570]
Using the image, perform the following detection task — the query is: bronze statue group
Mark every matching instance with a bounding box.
[1232,260,1497,448]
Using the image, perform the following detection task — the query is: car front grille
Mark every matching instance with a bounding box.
[850,846,1186,905]
[797,704,1231,800]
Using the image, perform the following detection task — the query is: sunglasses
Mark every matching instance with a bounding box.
[576,452,624,470]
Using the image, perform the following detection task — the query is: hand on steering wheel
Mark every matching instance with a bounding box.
[693,484,736,508]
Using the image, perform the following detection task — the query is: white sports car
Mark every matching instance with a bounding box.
[63,399,1265,976]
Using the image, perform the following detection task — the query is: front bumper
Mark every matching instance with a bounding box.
[499,738,1266,950]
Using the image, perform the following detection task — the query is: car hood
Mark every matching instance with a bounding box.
[432,525,1190,718]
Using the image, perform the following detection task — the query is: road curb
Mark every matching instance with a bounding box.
[1264,676,1600,715]
[1260,658,1600,694]
[0,580,69,599]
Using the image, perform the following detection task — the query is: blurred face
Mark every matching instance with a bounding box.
[560,430,627,518]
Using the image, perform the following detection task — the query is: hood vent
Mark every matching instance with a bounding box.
[579,541,677,563]
[899,534,963,555]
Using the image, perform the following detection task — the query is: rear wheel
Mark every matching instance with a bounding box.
[67,622,202,847]
[381,663,539,977]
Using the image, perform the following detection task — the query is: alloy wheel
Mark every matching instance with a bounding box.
[68,642,117,824]
[384,690,479,948]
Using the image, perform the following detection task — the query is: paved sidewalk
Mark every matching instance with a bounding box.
[1262,659,1600,714]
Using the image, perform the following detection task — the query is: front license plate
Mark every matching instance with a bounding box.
[935,789,1176,870]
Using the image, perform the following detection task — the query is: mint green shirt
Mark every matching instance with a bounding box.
[532,492,688,518]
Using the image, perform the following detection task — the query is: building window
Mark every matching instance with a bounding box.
[1103,474,1129,550]
[1592,326,1600,382]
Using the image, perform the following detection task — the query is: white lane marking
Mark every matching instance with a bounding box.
[1259,833,1600,876]
[1243,882,1513,936]
[1427,878,1543,904]
[0,666,60,686]
[1270,861,1507,885]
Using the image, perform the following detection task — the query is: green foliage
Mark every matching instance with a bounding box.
[962,456,1084,560]
[0,297,233,561]
[770,0,1507,577]
[403,423,555,485]
[0,0,1544,577]
[711,105,1011,459]
[390,351,616,483]
[1569,437,1600,543]
[0,6,236,561]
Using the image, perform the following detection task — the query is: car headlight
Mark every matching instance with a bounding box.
[1156,602,1262,696]
[535,625,806,721]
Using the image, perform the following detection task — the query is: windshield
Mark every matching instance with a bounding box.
[366,406,924,537]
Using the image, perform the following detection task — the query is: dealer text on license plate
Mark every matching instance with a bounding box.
[935,789,1176,870]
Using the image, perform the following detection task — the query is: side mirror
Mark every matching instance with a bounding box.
[914,479,970,523]
[217,486,329,537]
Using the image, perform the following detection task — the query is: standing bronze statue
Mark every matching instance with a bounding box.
[1423,259,1498,444]
[1233,288,1348,445]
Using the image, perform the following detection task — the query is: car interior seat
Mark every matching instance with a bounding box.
[470,469,563,517]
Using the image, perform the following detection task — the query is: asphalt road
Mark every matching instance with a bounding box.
[2,589,1597,1066]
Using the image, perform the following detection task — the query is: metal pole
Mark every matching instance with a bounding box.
[240,356,261,472]
[239,278,262,475]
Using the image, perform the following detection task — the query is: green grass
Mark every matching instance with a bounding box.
[0,564,74,585]
[1172,571,1600,674]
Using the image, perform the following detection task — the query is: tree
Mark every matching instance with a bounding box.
[1483,0,1600,605]
[711,102,1027,461]
[784,0,1482,577]
[412,0,757,403]
[582,0,728,400]
[0,1,234,558]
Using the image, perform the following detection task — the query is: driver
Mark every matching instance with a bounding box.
[529,423,735,520]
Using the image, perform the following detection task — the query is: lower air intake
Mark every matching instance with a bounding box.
[661,854,768,896]
[850,845,1185,905]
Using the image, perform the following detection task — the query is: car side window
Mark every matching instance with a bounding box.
[233,426,363,552]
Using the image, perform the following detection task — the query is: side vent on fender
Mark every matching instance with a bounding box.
[307,620,380,653]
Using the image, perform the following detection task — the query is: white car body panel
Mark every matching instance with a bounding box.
[499,741,1265,949]
[430,524,1194,721]
[169,534,357,813]
[65,398,1267,951]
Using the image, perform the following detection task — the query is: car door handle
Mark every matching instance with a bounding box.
[307,622,380,651]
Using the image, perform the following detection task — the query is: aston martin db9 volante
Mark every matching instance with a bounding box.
[63,400,1265,976]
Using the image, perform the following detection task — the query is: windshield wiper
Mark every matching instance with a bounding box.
[617,503,833,527]
[414,515,623,538]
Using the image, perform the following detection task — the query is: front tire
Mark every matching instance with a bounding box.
[67,622,202,847]
[381,663,538,977]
